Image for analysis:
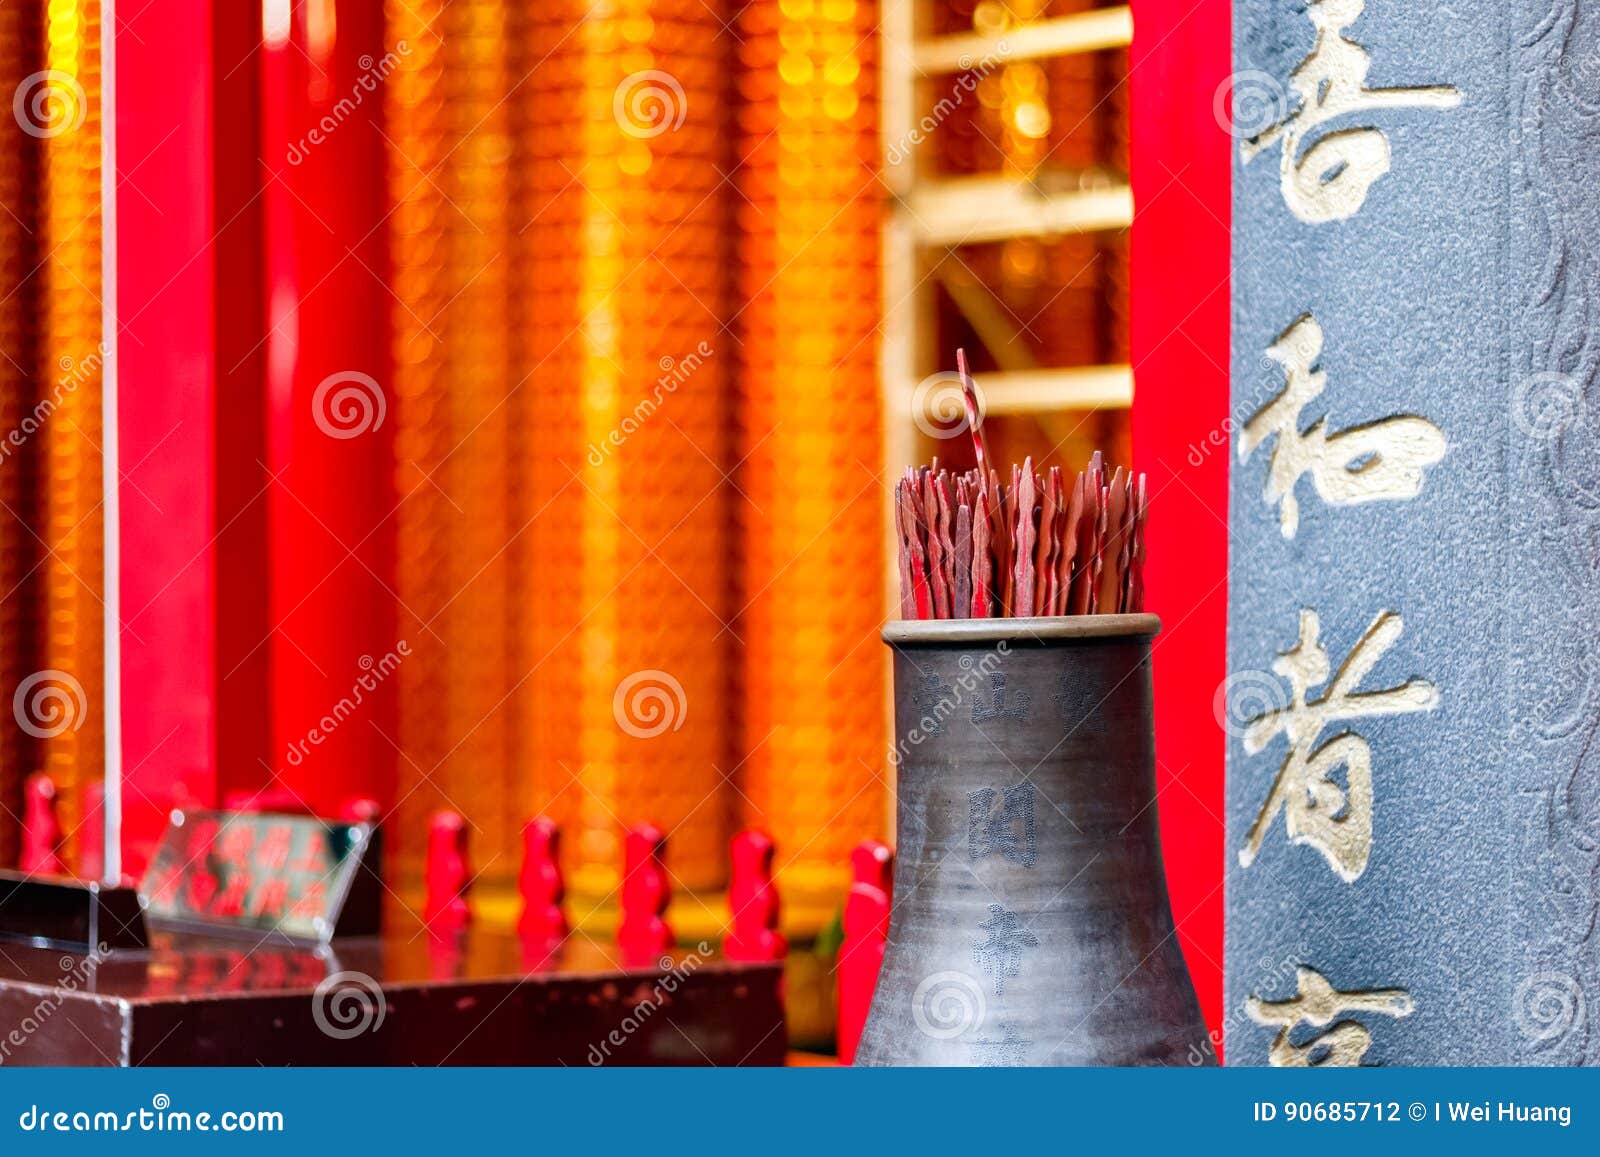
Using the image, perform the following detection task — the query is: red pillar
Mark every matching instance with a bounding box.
[260,4,396,813]
[115,2,395,878]
[115,0,273,873]
[1129,0,1232,1045]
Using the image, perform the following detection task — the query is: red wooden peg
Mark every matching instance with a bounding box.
[517,816,568,943]
[20,772,66,875]
[423,810,471,929]
[724,829,787,962]
[617,822,673,962]
[837,840,894,1065]
[339,797,382,825]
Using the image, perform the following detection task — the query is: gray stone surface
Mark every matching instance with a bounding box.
[1228,0,1596,1065]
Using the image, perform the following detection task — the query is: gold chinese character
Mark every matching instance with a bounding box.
[1239,609,1437,882]
[1242,0,1461,223]
[1247,965,1413,1066]
[1242,314,1446,538]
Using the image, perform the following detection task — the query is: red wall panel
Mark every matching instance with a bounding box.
[114,0,224,872]
[114,0,393,874]
[261,3,395,815]
[1130,0,1231,1047]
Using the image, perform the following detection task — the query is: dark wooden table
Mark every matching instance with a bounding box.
[0,923,785,1066]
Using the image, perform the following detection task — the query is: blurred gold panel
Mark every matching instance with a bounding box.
[734,0,886,903]
[387,0,458,881]
[523,1,732,896]
[40,0,103,858]
[0,0,42,866]
[514,3,584,887]
[387,0,535,887]
[436,0,518,879]
[389,0,734,896]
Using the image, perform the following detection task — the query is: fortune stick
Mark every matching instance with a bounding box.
[894,352,1149,620]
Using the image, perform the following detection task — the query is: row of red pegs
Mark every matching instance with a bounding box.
[421,813,896,1063]
[13,774,897,1063]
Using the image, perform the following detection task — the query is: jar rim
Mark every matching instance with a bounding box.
[881,613,1161,645]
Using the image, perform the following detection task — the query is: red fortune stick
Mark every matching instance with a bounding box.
[893,363,1147,621]
[970,488,992,617]
[953,500,973,619]
[956,347,986,482]
[924,470,952,619]
[1036,466,1060,616]
[1012,460,1038,616]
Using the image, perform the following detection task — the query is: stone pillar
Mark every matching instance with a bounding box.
[1228,0,1595,1065]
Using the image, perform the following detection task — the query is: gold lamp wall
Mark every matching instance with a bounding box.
[427,0,519,891]
[0,1,104,867]
[524,1,733,896]
[387,0,453,882]
[734,0,885,902]
[41,0,103,860]
[387,0,735,896]
[0,0,41,867]
[387,0,527,885]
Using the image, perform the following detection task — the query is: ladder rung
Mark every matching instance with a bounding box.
[909,366,1133,415]
[913,8,1133,75]
[902,177,1132,246]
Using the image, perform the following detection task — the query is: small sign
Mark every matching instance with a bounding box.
[141,810,379,943]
